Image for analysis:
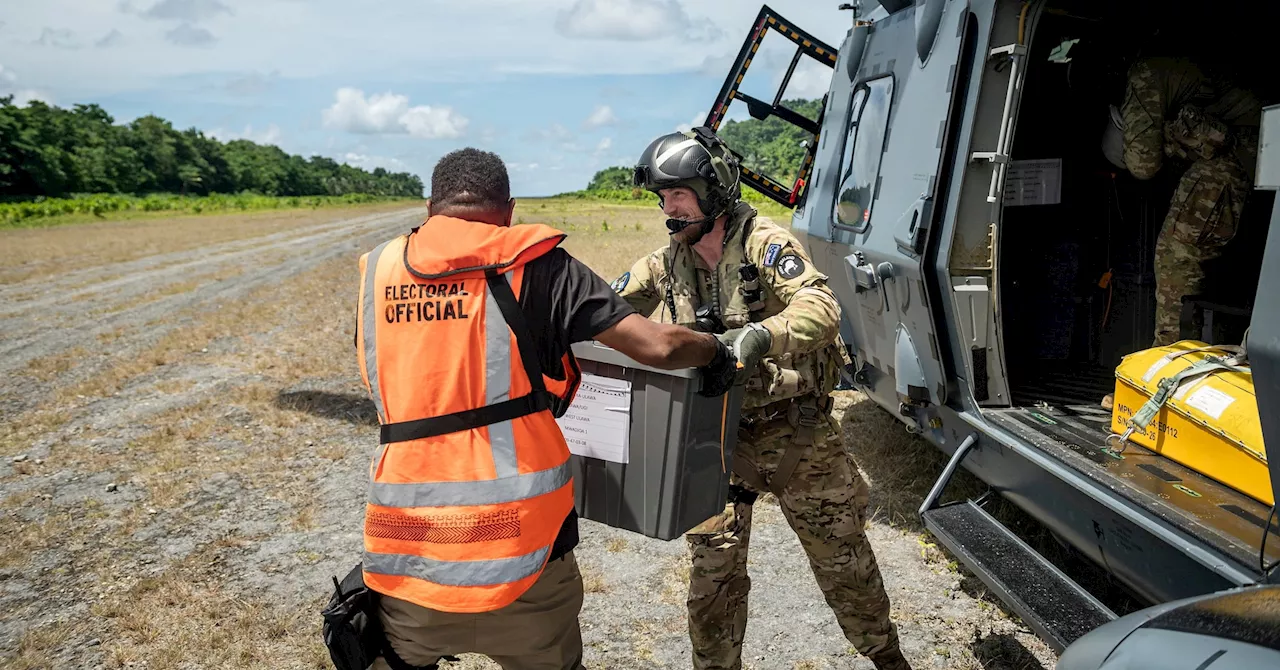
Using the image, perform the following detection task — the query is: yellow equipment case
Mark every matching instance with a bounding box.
[1110,340,1272,506]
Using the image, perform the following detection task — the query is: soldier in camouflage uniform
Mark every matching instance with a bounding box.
[1103,56,1261,347]
[614,127,910,670]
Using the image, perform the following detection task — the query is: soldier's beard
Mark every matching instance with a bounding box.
[668,216,715,244]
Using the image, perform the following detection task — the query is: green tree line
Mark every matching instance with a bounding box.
[0,96,424,199]
[582,98,823,194]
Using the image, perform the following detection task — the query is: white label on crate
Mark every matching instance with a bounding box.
[556,373,631,464]
[1002,158,1062,206]
[1185,386,1236,420]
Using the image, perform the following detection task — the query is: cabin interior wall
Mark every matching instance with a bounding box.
[998,1,1276,407]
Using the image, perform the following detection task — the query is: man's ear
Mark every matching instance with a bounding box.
[503,198,516,227]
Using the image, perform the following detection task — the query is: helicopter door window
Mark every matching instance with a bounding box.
[833,76,894,232]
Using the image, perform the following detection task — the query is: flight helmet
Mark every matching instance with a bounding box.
[633,126,742,235]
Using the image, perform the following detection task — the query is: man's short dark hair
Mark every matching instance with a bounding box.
[430,148,511,210]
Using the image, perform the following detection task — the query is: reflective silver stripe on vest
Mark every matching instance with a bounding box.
[364,545,549,587]
[369,461,570,508]
[361,240,392,424]
[484,281,518,479]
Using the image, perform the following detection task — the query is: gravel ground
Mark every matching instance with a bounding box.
[0,204,1057,670]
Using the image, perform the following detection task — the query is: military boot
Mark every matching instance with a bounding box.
[870,647,912,670]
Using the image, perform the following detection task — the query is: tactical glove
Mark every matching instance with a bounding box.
[718,323,772,384]
[697,338,737,398]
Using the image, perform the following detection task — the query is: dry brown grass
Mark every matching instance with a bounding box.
[513,197,793,283]
[6,619,83,670]
[2,255,357,501]
[24,347,88,382]
[95,327,127,345]
[836,392,988,529]
[514,200,671,282]
[43,261,289,407]
[0,508,75,569]
[580,561,608,594]
[0,408,68,459]
[152,377,196,395]
[88,266,247,317]
[659,551,693,606]
[0,202,422,284]
[88,279,203,317]
[11,197,1049,669]
[86,545,332,670]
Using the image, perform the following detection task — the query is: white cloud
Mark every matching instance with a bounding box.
[209,124,281,145]
[675,111,707,133]
[401,106,468,140]
[36,28,80,49]
[0,65,53,106]
[698,51,736,77]
[137,0,232,22]
[0,2,853,102]
[12,90,55,106]
[95,29,125,48]
[166,23,216,46]
[781,59,833,99]
[555,0,689,41]
[322,88,468,139]
[224,71,278,96]
[526,123,573,144]
[583,104,617,129]
[594,137,612,154]
[342,152,410,172]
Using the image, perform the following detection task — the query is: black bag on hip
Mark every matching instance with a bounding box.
[321,563,385,670]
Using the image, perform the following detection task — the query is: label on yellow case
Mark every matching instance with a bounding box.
[1185,386,1236,419]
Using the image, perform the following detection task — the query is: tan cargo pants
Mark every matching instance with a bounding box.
[684,404,905,670]
[371,551,586,670]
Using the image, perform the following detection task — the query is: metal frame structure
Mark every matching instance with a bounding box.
[703,5,839,208]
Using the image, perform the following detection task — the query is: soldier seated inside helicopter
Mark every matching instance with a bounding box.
[993,0,1279,411]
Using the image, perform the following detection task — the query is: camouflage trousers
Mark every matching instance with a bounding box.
[1120,57,1253,346]
[684,399,904,670]
[1152,153,1249,346]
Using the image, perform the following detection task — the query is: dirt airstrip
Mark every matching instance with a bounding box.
[1,202,1059,669]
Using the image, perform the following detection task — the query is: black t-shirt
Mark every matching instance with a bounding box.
[517,247,637,560]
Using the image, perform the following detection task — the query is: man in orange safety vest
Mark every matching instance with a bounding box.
[354,147,737,670]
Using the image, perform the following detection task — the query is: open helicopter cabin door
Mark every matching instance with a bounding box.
[710,0,997,415]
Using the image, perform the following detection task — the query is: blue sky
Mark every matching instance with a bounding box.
[0,0,853,196]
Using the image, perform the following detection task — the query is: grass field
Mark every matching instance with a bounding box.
[0,197,1066,670]
[0,193,422,230]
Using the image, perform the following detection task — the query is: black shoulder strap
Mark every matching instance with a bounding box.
[485,270,547,394]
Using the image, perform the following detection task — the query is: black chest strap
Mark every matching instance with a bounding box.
[378,271,566,445]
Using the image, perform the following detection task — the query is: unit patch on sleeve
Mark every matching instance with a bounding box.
[776,254,806,280]
[763,243,783,267]
[611,271,630,293]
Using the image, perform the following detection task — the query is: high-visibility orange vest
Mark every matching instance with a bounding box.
[355,215,581,614]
